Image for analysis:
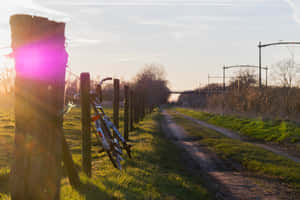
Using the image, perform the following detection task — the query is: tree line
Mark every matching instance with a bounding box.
[178,58,300,121]
[64,64,170,107]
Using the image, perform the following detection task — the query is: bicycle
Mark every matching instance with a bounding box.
[90,82,132,170]
[63,79,132,170]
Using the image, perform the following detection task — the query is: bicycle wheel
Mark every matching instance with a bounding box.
[106,150,119,169]
[124,143,132,159]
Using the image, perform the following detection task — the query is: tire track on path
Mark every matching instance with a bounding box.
[161,110,283,200]
[174,111,300,164]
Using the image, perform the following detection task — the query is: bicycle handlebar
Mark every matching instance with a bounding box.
[99,77,112,86]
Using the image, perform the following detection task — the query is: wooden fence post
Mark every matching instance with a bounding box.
[124,85,129,140]
[80,73,91,177]
[62,135,80,187]
[96,84,101,102]
[113,79,120,128]
[141,96,145,119]
[138,95,142,122]
[129,90,134,131]
[10,15,67,200]
[134,92,139,123]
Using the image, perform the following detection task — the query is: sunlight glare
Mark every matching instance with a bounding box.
[0,53,14,70]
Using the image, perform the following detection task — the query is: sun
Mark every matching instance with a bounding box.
[0,52,14,70]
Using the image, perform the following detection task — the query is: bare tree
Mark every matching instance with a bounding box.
[272,58,300,88]
[133,64,170,107]
[228,69,257,89]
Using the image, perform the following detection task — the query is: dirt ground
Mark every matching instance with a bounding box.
[161,110,299,200]
[175,111,300,164]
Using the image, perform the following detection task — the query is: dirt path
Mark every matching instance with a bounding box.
[175,111,300,164]
[162,110,293,200]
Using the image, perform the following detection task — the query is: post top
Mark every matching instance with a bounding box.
[10,14,65,49]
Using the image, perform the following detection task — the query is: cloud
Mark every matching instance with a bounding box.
[137,19,184,28]
[0,0,71,22]
[41,0,238,7]
[119,57,137,62]
[178,15,241,22]
[118,54,162,63]
[0,47,12,56]
[284,0,300,25]
[41,0,277,7]
[67,38,103,47]
[173,32,185,40]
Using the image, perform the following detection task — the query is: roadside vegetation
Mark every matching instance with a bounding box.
[173,107,300,144]
[168,110,300,189]
[0,107,213,200]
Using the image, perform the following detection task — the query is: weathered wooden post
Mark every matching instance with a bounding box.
[133,92,139,123]
[129,90,134,131]
[124,85,129,140]
[96,84,102,102]
[62,135,80,188]
[141,96,145,119]
[113,79,120,128]
[137,95,142,122]
[80,73,91,177]
[10,15,67,200]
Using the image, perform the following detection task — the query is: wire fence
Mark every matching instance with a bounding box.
[60,70,155,186]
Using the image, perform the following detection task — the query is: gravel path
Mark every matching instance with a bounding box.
[175,111,300,164]
[162,110,286,200]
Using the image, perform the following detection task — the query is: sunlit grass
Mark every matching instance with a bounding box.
[0,106,213,199]
[60,109,212,200]
[172,107,300,144]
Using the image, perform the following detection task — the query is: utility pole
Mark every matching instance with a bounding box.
[266,66,268,88]
[223,66,226,91]
[207,74,210,95]
[258,41,262,88]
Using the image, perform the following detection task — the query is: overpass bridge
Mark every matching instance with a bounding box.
[170,90,223,95]
[169,90,195,95]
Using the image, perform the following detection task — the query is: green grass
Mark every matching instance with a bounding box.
[172,107,300,144]
[168,111,300,188]
[0,107,213,200]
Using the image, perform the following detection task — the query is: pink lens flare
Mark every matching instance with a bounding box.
[14,36,68,81]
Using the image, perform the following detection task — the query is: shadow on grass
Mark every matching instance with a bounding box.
[0,168,10,195]
[91,113,214,200]
[77,181,115,200]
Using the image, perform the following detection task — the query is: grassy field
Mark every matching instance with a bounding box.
[173,107,300,144]
[0,107,213,200]
[167,110,300,189]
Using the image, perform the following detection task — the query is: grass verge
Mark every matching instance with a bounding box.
[172,107,300,144]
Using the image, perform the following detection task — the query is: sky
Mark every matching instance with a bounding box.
[1,0,300,92]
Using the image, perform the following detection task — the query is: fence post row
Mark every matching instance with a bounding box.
[80,73,92,177]
[124,85,129,140]
[113,79,120,128]
[10,15,67,200]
